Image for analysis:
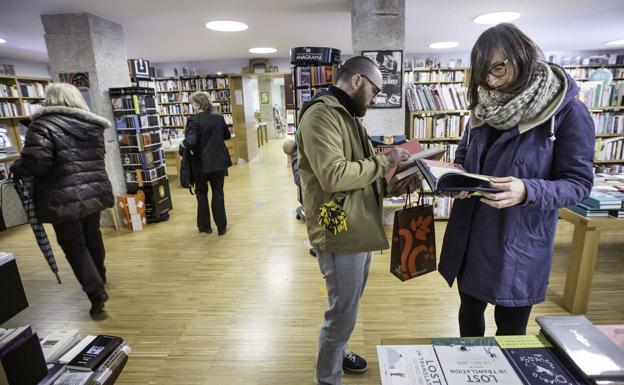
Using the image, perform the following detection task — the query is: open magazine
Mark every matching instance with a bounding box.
[416,159,502,194]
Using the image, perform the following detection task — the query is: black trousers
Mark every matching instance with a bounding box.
[458,290,533,337]
[195,170,227,232]
[52,211,105,296]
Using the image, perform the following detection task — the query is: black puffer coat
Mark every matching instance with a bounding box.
[10,106,114,224]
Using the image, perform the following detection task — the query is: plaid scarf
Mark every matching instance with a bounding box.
[475,61,562,130]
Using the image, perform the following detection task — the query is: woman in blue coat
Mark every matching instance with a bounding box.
[439,23,595,336]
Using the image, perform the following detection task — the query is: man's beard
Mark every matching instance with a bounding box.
[352,86,369,117]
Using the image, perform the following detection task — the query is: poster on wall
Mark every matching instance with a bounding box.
[58,72,92,108]
[361,50,403,108]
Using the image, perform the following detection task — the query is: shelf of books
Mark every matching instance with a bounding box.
[564,62,624,173]
[0,75,50,177]
[109,87,172,223]
[154,74,238,162]
[0,251,130,384]
[289,47,341,130]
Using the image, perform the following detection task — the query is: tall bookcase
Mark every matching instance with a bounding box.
[154,74,240,162]
[0,75,51,171]
[563,64,624,173]
[404,67,470,219]
[109,87,172,223]
[289,47,341,130]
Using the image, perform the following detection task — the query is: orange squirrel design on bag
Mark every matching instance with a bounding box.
[396,214,434,280]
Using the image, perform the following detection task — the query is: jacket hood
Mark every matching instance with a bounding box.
[31,106,110,140]
[470,63,578,133]
[298,94,350,125]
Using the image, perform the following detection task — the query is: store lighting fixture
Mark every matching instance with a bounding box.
[249,47,277,54]
[473,11,520,25]
[205,20,248,32]
[429,42,459,49]
[0,38,6,44]
[216,71,223,75]
[605,39,624,46]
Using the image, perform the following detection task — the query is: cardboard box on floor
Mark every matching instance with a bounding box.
[116,191,147,231]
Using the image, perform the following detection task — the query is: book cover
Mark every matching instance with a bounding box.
[1,332,47,385]
[416,159,502,194]
[0,257,29,324]
[38,362,66,385]
[52,371,94,385]
[40,329,81,363]
[433,342,524,385]
[495,335,588,385]
[536,316,624,379]
[66,335,123,372]
[384,144,446,187]
[377,345,446,385]
[596,325,624,350]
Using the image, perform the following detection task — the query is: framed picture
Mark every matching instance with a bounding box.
[260,91,270,104]
[362,50,403,108]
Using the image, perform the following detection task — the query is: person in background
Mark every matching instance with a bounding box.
[439,23,595,336]
[10,83,114,319]
[296,56,410,385]
[183,91,232,235]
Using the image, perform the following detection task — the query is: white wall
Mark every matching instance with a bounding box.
[0,57,50,77]
[153,57,293,77]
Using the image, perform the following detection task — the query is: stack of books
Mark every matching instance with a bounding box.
[567,190,624,218]
[377,316,624,385]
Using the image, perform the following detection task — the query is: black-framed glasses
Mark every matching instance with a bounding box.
[488,58,510,78]
[358,73,381,97]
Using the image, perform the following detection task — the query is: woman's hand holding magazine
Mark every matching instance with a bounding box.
[479,176,527,208]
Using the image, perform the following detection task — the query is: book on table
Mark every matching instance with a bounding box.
[416,159,502,194]
[536,316,624,380]
[65,335,123,372]
[377,344,446,385]
[494,335,588,385]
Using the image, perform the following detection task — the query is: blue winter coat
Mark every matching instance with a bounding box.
[439,66,595,307]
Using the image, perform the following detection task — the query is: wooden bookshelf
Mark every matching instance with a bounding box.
[0,75,51,164]
[154,74,240,162]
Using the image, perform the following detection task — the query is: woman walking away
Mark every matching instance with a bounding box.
[11,83,114,319]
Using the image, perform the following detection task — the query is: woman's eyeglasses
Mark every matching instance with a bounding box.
[488,58,510,78]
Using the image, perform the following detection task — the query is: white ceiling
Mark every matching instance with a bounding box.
[0,0,623,63]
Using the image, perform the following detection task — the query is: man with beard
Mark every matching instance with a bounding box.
[296,56,410,385]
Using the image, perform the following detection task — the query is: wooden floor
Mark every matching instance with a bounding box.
[2,138,623,385]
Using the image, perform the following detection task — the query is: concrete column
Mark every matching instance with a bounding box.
[41,13,131,217]
[258,77,276,139]
[352,0,405,137]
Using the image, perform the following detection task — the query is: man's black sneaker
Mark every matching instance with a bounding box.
[343,351,367,373]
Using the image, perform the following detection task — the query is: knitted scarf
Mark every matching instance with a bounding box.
[474,61,562,130]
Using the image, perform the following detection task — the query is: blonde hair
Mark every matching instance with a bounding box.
[190,91,213,112]
[45,83,90,111]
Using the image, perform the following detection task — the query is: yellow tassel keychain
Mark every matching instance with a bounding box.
[318,201,348,235]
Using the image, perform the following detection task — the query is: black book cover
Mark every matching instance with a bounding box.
[1,332,47,385]
[0,258,29,324]
[502,348,589,385]
[66,335,123,372]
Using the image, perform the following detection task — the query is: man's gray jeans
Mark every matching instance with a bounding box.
[315,250,372,385]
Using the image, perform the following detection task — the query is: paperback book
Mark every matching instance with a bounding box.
[377,345,446,385]
[416,159,502,194]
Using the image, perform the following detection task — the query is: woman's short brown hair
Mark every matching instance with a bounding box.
[190,91,213,112]
[467,23,543,109]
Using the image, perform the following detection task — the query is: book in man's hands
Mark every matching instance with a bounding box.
[416,158,502,194]
[66,335,123,372]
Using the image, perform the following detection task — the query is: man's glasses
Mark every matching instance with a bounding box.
[358,73,381,97]
[488,58,510,78]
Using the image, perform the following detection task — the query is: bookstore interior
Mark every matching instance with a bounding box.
[0,1,623,384]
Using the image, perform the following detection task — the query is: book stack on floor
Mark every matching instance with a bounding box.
[0,251,130,385]
[377,316,624,385]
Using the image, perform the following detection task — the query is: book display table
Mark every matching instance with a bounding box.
[558,207,624,314]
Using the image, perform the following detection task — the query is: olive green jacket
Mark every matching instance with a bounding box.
[295,94,392,254]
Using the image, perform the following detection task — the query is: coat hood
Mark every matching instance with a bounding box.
[298,94,351,125]
[31,106,110,140]
[470,63,578,134]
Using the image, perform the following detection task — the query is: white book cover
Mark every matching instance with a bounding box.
[58,335,96,364]
[377,345,447,385]
[0,251,14,266]
[433,344,523,385]
[41,329,81,363]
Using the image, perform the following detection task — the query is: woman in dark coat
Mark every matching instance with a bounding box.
[439,23,594,336]
[11,83,114,318]
[182,91,232,235]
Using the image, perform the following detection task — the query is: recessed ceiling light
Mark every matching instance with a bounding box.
[606,39,624,46]
[216,71,223,75]
[205,20,248,32]
[249,47,277,54]
[473,11,520,25]
[0,38,6,44]
[429,42,459,49]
